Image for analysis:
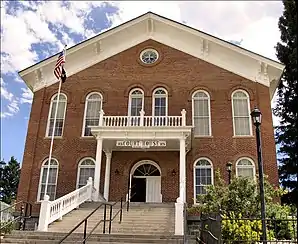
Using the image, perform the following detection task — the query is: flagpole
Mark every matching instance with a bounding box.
[44,45,67,200]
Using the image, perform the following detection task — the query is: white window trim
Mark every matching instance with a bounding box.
[45,93,67,138]
[37,158,59,202]
[192,90,212,137]
[193,157,214,204]
[128,88,144,116]
[152,87,168,116]
[139,48,159,64]
[81,92,103,137]
[231,89,253,137]
[76,157,96,188]
[235,157,256,178]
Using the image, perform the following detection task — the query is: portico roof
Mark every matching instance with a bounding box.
[18,12,285,99]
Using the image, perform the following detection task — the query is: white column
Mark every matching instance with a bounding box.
[103,151,112,201]
[94,137,103,201]
[38,195,51,231]
[175,137,186,235]
[179,138,186,202]
[181,109,186,126]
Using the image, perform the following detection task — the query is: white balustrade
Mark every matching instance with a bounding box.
[99,109,187,127]
[38,177,93,231]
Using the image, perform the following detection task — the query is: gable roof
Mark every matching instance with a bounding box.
[19,12,285,99]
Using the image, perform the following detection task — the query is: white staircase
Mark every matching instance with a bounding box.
[2,202,184,243]
[49,202,175,235]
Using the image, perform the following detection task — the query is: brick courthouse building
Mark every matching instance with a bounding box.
[17,12,284,218]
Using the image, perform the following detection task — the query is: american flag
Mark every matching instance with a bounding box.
[54,48,66,81]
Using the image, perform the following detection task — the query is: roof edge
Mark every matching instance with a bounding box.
[18,11,284,77]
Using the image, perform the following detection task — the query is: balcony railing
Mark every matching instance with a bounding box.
[98,109,187,127]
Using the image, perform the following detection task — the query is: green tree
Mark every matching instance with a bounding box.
[193,170,284,218]
[0,157,21,204]
[189,171,296,241]
[274,0,298,204]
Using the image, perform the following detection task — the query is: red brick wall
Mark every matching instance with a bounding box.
[17,40,278,213]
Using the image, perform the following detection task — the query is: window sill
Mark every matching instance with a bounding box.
[80,136,96,139]
[232,135,254,138]
[44,136,63,139]
[193,135,213,138]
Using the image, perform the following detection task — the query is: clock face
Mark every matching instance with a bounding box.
[140,49,159,64]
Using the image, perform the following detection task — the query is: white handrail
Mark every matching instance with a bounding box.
[38,177,93,231]
[98,109,187,127]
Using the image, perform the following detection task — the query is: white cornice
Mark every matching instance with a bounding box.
[20,12,284,100]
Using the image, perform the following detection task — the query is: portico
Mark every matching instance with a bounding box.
[90,109,192,235]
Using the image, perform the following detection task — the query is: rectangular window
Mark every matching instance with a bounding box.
[84,100,101,136]
[193,99,210,136]
[232,91,251,136]
[78,168,95,188]
[195,168,212,195]
[47,98,67,137]
[39,168,58,201]
[130,97,143,116]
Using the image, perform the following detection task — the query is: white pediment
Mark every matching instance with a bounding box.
[19,12,284,99]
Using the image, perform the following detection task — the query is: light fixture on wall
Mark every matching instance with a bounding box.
[171,169,176,176]
[115,169,120,175]
[226,162,232,184]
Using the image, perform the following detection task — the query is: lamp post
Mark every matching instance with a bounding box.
[226,162,232,184]
[250,107,267,242]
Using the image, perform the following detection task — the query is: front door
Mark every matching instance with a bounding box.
[130,161,162,203]
[146,176,161,202]
[131,177,146,202]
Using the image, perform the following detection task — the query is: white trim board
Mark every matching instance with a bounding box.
[18,12,285,100]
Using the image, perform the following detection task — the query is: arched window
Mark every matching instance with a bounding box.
[38,158,59,201]
[128,88,144,116]
[232,90,252,136]
[77,158,95,188]
[236,157,255,178]
[46,93,67,137]
[192,91,211,136]
[82,92,102,136]
[152,88,168,116]
[194,158,213,199]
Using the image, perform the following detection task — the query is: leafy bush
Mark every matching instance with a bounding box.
[0,221,15,234]
[221,212,275,242]
[266,203,297,240]
[188,170,296,241]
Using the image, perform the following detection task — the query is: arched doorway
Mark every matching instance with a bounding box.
[130,160,162,203]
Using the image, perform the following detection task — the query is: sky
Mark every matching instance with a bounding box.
[0,1,284,163]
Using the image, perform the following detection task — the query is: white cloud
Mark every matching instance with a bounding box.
[1,78,14,101]
[0,112,13,118]
[1,1,284,121]
[0,78,5,86]
[111,1,182,27]
[20,87,33,104]
[13,75,23,83]
[1,87,13,101]
[7,99,19,114]
[1,1,113,74]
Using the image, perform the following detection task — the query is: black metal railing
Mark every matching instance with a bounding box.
[0,201,32,233]
[190,212,297,244]
[59,184,136,243]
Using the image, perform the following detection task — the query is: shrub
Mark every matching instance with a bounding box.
[0,221,15,235]
[188,170,296,241]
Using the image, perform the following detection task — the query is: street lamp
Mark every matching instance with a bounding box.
[251,107,267,242]
[226,162,232,184]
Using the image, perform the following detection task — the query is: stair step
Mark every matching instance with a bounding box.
[3,203,178,243]
[4,231,184,244]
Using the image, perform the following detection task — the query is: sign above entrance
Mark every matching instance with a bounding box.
[116,140,167,148]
